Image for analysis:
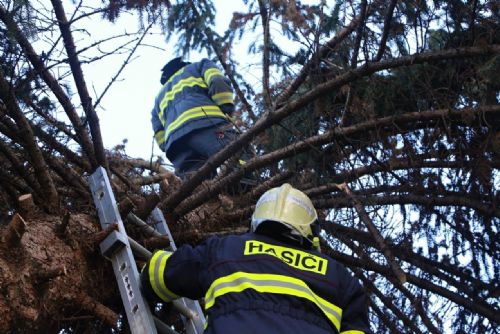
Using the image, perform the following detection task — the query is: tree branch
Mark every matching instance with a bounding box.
[169,105,499,217]
[161,45,500,212]
[50,0,108,171]
[0,4,97,169]
[337,182,407,284]
[358,272,424,334]
[93,22,154,109]
[325,221,494,297]
[374,0,398,61]
[0,69,59,212]
[275,4,371,106]
[258,0,272,109]
[315,192,500,218]
[189,3,256,121]
[326,248,499,323]
[0,140,43,200]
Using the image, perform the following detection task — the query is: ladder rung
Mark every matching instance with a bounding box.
[172,299,201,321]
[127,213,163,238]
[154,316,181,334]
[128,236,152,260]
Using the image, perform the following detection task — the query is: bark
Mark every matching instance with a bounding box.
[374,0,398,61]
[73,292,119,328]
[258,0,272,109]
[0,212,118,333]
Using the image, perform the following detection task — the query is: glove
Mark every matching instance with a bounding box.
[219,103,235,115]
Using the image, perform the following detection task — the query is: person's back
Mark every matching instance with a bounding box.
[151,58,235,179]
[198,232,367,333]
[141,184,370,333]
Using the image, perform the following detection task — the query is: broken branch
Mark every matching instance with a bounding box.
[2,213,27,248]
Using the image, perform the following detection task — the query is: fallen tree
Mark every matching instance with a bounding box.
[0,0,498,333]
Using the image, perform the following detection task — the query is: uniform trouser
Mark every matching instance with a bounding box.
[167,125,250,180]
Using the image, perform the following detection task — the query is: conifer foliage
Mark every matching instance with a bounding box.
[0,0,498,333]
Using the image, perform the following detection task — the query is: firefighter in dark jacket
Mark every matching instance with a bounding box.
[151,57,238,180]
[141,183,371,334]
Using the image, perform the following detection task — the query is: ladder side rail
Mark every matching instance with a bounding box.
[89,167,158,334]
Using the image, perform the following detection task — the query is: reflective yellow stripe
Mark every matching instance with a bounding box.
[340,331,365,334]
[148,251,179,302]
[159,77,208,120]
[165,105,228,138]
[205,272,342,331]
[204,68,223,84]
[159,76,207,110]
[212,92,233,105]
[154,130,165,146]
[165,67,185,86]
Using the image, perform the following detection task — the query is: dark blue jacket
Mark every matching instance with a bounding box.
[141,232,370,334]
[151,59,233,154]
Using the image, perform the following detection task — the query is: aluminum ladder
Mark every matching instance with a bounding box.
[89,166,206,334]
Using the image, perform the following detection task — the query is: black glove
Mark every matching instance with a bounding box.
[219,103,235,115]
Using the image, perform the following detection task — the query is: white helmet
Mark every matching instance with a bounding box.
[251,183,319,248]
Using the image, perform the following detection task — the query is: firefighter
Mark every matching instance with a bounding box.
[151,57,240,180]
[141,183,371,334]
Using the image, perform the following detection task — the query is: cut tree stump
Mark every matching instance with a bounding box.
[18,194,36,218]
